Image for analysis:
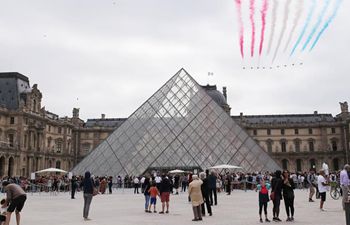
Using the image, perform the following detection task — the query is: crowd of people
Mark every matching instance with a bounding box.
[0,164,347,223]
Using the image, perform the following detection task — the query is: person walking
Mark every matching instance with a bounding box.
[282,170,295,221]
[71,176,77,199]
[199,172,212,216]
[340,164,350,210]
[208,171,217,206]
[307,170,316,202]
[80,171,95,221]
[226,173,232,195]
[159,175,171,214]
[318,170,329,211]
[2,181,27,225]
[108,177,113,194]
[188,175,204,221]
[271,170,283,222]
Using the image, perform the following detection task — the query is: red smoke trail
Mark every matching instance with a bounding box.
[259,0,268,56]
[235,0,244,58]
[250,0,255,57]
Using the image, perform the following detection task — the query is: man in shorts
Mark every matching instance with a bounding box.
[2,181,27,225]
[159,174,171,214]
[317,170,329,211]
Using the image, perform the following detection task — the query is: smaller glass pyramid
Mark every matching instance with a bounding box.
[72,69,281,176]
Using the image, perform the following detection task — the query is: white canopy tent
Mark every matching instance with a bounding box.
[35,168,68,174]
[209,164,242,170]
[168,169,185,174]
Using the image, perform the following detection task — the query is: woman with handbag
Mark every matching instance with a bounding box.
[282,170,295,222]
[80,171,96,221]
[271,170,283,222]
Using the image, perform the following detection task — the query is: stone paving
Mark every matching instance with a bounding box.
[3,189,346,225]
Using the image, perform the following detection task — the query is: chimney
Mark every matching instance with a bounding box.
[223,87,227,100]
[314,111,318,115]
[101,114,106,119]
[240,112,243,120]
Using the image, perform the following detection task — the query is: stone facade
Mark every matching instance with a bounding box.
[0,72,348,176]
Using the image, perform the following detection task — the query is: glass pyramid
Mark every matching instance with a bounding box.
[72,69,281,176]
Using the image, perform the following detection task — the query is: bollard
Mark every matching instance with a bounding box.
[346,202,350,225]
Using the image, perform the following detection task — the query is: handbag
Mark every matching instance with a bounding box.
[270,192,275,201]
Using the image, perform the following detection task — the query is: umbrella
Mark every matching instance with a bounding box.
[35,168,68,173]
[168,169,185,174]
[209,164,242,169]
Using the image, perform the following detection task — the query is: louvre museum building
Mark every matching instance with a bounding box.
[0,70,349,177]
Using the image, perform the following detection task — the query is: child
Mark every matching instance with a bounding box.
[0,198,8,224]
[256,179,271,223]
[148,182,159,213]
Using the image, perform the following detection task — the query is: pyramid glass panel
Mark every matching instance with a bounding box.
[72,69,281,177]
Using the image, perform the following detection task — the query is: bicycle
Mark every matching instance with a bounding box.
[330,182,341,200]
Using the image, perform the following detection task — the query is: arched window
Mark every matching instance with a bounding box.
[33,99,37,112]
[333,158,339,171]
[282,159,289,170]
[8,157,14,177]
[331,139,337,151]
[309,159,316,170]
[296,159,302,172]
[56,161,61,169]
[0,156,5,176]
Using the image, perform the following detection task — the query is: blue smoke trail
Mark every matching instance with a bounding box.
[302,0,331,51]
[290,0,316,56]
[310,0,343,51]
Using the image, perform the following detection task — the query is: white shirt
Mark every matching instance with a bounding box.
[133,178,139,184]
[317,175,327,193]
[140,177,145,184]
[155,176,162,183]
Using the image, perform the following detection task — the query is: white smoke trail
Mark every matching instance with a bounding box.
[272,0,292,63]
[284,0,304,52]
[266,0,278,55]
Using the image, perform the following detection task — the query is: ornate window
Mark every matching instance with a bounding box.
[331,138,338,151]
[294,139,301,152]
[266,139,273,153]
[280,139,287,152]
[308,139,315,152]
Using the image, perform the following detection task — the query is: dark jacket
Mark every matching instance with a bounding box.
[282,178,295,199]
[271,177,283,198]
[144,178,151,196]
[80,171,95,194]
[208,174,216,189]
[201,178,210,197]
[159,177,171,194]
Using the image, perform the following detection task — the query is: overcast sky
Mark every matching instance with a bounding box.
[0,0,349,120]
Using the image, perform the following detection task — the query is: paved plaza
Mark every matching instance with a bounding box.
[3,189,345,225]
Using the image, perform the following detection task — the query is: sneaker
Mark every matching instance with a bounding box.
[276,218,282,222]
[290,217,294,221]
[84,218,91,221]
[159,211,164,214]
[265,218,270,222]
[320,208,326,212]
[286,217,291,222]
[260,218,263,223]
[272,217,278,222]
[165,210,169,214]
[309,199,314,202]
[153,210,157,213]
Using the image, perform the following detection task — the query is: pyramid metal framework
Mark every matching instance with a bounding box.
[72,69,281,176]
